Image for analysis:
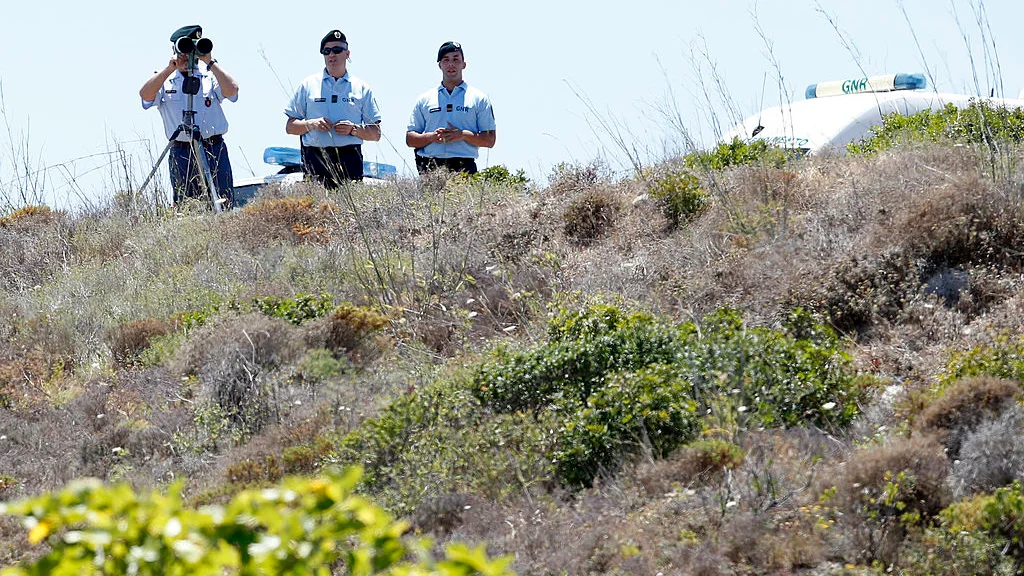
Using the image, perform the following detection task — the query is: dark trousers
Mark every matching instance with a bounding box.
[169,136,234,207]
[302,145,363,188]
[415,155,478,175]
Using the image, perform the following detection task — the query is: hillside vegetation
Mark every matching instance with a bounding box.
[4,106,1024,573]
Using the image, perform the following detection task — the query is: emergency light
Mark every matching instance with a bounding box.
[805,73,927,99]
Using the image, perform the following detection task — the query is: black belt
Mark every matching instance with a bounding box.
[308,144,360,152]
[171,134,224,148]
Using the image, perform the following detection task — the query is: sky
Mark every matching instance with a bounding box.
[1,0,1022,209]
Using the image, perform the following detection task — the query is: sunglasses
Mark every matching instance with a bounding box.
[321,45,348,55]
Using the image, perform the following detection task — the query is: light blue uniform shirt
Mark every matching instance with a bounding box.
[407,82,496,159]
[285,70,382,148]
[141,64,236,142]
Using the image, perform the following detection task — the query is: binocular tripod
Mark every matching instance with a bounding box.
[138,52,224,212]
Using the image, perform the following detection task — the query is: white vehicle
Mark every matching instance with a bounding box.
[233,147,397,207]
[721,73,1024,155]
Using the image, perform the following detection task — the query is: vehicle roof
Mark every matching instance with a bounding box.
[721,90,1024,154]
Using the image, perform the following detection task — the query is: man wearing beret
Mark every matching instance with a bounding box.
[140,25,239,207]
[285,30,382,187]
[406,41,496,175]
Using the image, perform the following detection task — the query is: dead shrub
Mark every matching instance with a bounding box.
[562,188,619,245]
[224,455,283,485]
[829,435,950,565]
[913,376,1020,460]
[898,176,1024,272]
[949,405,1024,497]
[174,313,304,435]
[547,161,606,197]
[0,208,73,292]
[636,439,746,495]
[304,304,390,364]
[819,250,919,338]
[233,195,339,246]
[410,492,486,538]
[0,205,56,227]
[106,318,171,368]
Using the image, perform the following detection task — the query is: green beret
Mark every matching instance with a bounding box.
[170,25,203,43]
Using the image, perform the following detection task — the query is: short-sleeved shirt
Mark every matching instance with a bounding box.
[142,64,236,142]
[285,70,382,148]
[407,82,496,159]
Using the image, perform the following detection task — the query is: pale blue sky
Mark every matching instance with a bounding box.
[1,0,1021,208]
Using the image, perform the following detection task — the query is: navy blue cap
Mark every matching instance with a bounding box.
[437,41,463,62]
[321,30,347,51]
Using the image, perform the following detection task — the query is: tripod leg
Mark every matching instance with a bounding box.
[190,139,223,213]
[137,137,177,200]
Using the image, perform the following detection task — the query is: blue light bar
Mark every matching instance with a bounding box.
[894,73,927,91]
[805,73,928,99]
[262,146,398,178]
[263,146,302,167]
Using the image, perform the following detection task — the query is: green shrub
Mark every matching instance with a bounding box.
[903,482,1024,574]
[467,165,529,189]
[685,438,747,472]
[297,348,351,382]
[253,292,335,326]
[647,171,709,229]
[683,138,789,171]
[472,304,680,413]
[676,308,861,429]
[848,100,1024,155]
[0,467,514,575]
[941,335,1024,387]
[337,381,557,511]
[476,305,859,428]
[555,366,700,487]
[339,303,859,501]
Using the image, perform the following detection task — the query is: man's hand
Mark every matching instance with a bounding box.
[438,122,467,143]
[200,53,213,65]
[334,120,358,136]
[306,117,334,132]
[168,53,187,72]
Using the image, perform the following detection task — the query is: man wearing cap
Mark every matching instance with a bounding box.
[140,25,239,207]
[406,41,496,175]
[285,30,382,187]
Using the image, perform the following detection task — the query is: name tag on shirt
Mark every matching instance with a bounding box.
[429,107,441,113]
[167,90,178,94]
[314,97,327,102]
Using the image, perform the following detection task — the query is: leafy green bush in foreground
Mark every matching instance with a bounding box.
[0,467,513,576]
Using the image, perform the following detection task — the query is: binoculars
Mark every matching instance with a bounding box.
[175,36,213,56]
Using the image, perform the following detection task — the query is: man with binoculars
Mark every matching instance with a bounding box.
[140,25,239,207]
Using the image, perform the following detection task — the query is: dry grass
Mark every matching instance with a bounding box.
[6,143,1024,572]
